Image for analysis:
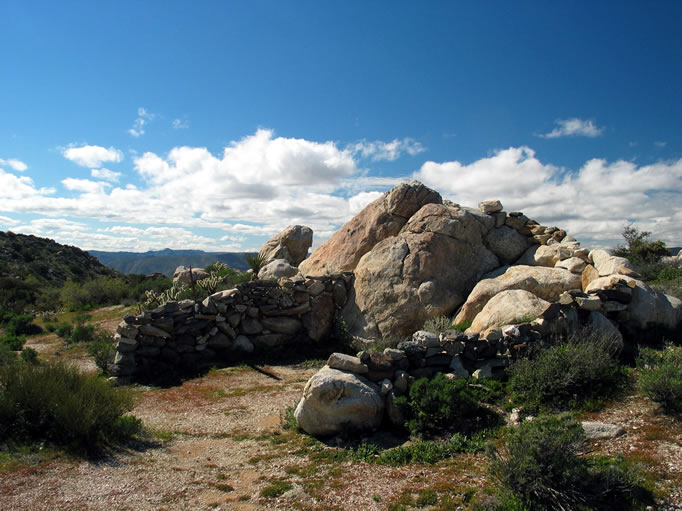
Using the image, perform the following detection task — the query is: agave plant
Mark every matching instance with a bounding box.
[244,253,266,278]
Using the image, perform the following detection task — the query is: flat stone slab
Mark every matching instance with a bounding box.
[327,353,368,374]
[581,421,626,439]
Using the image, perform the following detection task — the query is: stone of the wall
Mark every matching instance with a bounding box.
[110,274,351,382]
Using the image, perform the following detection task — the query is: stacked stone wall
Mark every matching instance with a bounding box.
[111,274,351,381]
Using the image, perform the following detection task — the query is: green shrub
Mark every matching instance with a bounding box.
[508,330,624,412]
[373,433,486,465]
[55,322,73,339]
[487,414,651,511]
[396,373,500,438]
[0,342,17,365]
[87,330,116,374]
[452,320,472,332]
[244,253,265,276]
[5,314,43,336]
[0,359,139,451]
[612,224,669,266]
[20,347,38,364]
[60,277,129,310]
[637,345,682,413]
[0,333,26,351]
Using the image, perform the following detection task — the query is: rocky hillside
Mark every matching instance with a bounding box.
[0,231,117,284]
[90,249,253,276]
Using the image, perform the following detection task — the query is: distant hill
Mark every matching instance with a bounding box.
[0,231,117,285]
[89,249,254,276]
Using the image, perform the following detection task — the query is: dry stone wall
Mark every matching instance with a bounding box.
[111,275,351,382]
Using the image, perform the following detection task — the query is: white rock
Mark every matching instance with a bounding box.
[294,366,384,436]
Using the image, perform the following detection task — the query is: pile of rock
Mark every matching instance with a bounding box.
[111,274,350,382]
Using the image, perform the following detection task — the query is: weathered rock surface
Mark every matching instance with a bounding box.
[485,225,531,264]
[343,202,499,339]
[173,266,209,285]
[581,421,626,439]
[299,180,442,276]
[468,289,550,332]
[259,225,313,266]
[589,249,638,277]
[455,265,581,326]
[258,259,299,280]
[294,366,384,436]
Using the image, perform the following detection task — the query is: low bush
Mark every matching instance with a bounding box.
[395,373,501,438]
[0,333,26,351]
[508,330,625,412]
[0,359,140,452]
[20,347,38,364]
[87,331,116,374]
[5,313,43,336]
[487,414,651,511]
[422,315,453,335]
[637,344,682,413]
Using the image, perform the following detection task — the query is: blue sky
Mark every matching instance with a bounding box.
[1,1,680,253]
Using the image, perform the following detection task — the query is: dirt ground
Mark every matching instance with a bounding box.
[2,310,681,510]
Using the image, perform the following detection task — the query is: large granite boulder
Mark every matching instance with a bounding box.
[259,225,313,266]
[454,265,582,326]
[299,181,442,276]
[294,366,384,436]
[342,202,500,340]
[468,289,550,332]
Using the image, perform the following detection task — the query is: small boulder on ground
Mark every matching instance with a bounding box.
[294,366,384,436]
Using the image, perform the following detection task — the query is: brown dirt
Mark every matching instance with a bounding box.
[3,310,681,510]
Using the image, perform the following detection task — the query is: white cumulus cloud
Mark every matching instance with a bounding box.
[61,178,111,194]
[0,158,28,171]
[414,147,682,246]
[62,145,124,167]
[538,118,604,138]
[350,137,426,161]
[172,119,189,129]
[90,168,121,182]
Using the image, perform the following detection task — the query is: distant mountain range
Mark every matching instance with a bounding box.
[89,249,255,276]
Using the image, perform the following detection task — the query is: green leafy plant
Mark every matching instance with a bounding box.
[487,414,651,510]
[508,330,625,412]
[0,333,26,351]
[452,320,472,333]
[244,253,266,278]
[637,344,682,413]
[395,373,500,438]
[0,359,140,452]
[20,347,39,364]
[612,224,669,266]
[87,330,116,374]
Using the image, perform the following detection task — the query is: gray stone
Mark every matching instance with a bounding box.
[576,295,602,311]
[581,421,626,439]
[260,316,302,335]
[383,348,406,360]
[306,280,326,296]
[138,324,171,338]
[233,335,254,353]
[294,366,385,436]
[241,318,263,335]
[485,226,531,264]
[449,356,469,379]
[258,259,299,280]
[478,200,503,214]
[327,353,369,374]
[412,330,440,348]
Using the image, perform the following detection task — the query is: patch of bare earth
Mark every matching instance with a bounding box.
[581,392,682,508]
